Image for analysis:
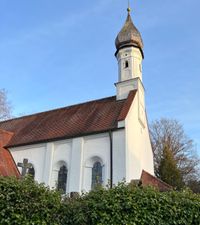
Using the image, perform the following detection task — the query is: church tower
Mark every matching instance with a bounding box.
[114,7,154,182]
[115,7,144,101]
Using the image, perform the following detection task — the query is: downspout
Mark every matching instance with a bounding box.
[109,130,113,188]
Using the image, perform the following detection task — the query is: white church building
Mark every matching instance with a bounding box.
[0,8,154,193]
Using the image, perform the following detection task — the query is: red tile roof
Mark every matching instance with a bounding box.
[0,147,20,177]
[0,91,136,148]
[118,90,136,121]
[140,170,172,191]
[0,129,19,177]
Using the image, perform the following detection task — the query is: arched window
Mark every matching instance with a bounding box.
[28,166,35,179]
[91,161,102,189]
[57,165,67,193]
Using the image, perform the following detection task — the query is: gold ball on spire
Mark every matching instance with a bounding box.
[127,7,131,13]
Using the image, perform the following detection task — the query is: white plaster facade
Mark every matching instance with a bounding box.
[10,132,116,193]
[115,47,143,100]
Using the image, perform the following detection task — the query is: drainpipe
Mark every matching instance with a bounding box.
[109,130,113,188]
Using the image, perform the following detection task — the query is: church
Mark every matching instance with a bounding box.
[0,8,158,193]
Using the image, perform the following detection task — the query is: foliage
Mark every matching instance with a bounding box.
[0,176,62,225]
[61,183,200,225]
[0,177,200,225]
[158,146,184,189]
[150,118,200,185]
[0,89,12,121]
[187,179,200,194]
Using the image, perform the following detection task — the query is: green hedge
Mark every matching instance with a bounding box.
[0,177,199,225]
[62,183,200,225]
[0,176,61,225]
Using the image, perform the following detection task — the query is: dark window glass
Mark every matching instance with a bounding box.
[125,61,129,68]
[57,165,67,193]
[28,167,35,179]
[92,161,102,189]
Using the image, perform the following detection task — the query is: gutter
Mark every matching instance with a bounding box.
[109,130,113,188]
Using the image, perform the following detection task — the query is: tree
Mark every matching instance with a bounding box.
[187,179,200,194]
[158,145,184,189]
[150,118,200,187]
[0,89,12,121]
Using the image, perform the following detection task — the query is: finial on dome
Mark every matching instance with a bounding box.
[127,0,131,13]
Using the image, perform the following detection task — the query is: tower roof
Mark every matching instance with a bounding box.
[115,9,143,53]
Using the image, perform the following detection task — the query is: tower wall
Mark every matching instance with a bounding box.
[115,47,143,100]
[116,47,143,82]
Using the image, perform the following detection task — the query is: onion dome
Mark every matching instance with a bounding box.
[115,8,143,55]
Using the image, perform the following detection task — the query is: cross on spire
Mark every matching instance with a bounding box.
[17,158,33,177]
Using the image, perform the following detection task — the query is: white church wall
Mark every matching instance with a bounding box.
[43,142,54,186]
[68,137,84,193]
[125,94,141,181]
[112,129,126,185]
[10,143,46,183]
[141,117,154,175]
[9,132,114,194]
[82,133,110,192]
[50,140,72,192]
[10,119,149,194]
[125,91,154,182]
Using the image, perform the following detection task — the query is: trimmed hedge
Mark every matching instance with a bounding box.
[0,176,61,225]
[62,183,200,225]
[0,177,199,225]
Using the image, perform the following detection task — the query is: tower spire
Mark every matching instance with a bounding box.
[115,2,144,100]
[115,1,143,54]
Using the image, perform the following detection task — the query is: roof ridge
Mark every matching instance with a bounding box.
[0,95,120,124]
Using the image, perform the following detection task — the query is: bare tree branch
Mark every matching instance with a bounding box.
[0,89,12,121]
[150,118,200,183]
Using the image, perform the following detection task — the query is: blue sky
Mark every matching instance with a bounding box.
[0,0,200,156]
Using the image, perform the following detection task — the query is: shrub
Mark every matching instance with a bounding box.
[61,183,200,225]
[0,176,62,225]
[0,177,199,225]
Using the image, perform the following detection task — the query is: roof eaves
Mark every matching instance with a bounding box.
[6,127,125,149]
